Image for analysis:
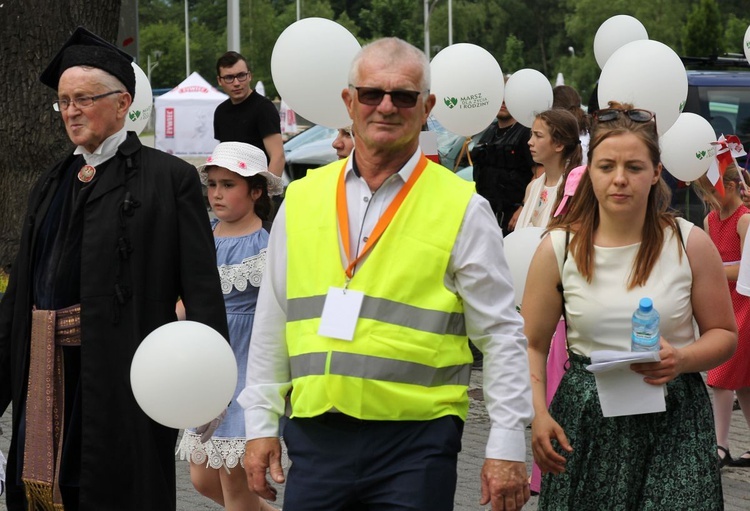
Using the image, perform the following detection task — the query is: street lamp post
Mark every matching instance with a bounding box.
[424,0,448,59]
[185,0,190,77]
[147,50,162,85]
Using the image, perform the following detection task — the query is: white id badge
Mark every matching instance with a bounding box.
[317,287,364,341]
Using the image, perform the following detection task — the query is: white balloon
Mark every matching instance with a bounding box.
[430,44,504,136]
[598,40,687,135]
[504,69,553,128]
[271,18,360,129]
[660,113,717,182]
[593,15,649,69]
[503,226,546,308]
[130,321,237,429]
[744,25,750,65]
[127,62,153,135]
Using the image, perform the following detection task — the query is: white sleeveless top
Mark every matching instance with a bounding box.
[516,174,562,229]
[550,218,695,356]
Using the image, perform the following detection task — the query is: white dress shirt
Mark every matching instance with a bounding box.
[237,148,533,461]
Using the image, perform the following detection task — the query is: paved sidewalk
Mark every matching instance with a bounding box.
[3,368,748,510]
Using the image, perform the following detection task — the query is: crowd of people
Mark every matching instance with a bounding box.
[0,25,748,511]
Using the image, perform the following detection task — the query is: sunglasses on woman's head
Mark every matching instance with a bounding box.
[593,108,655,123]
[353,87,422,108]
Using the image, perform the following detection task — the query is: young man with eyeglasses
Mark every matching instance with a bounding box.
[214,51,285,178]
[239,37,533,511]
[0,27,228,511]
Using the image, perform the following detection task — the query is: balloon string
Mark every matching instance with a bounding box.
[454,137,473,172]
[204,438,232,475]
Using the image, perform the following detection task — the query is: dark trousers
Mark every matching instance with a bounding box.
[282,414,464,511]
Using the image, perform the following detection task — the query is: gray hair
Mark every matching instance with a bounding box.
[72,65,129,97]
[348,38,430,98]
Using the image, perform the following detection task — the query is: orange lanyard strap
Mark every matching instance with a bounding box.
[336,154,429,279]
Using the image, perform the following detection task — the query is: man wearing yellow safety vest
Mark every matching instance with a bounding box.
[239,37,533,511]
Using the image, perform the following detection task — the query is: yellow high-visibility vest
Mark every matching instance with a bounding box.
[285,157,475,421]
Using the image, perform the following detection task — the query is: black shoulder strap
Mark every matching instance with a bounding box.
[556,230,570,327]
[675,221,687,253]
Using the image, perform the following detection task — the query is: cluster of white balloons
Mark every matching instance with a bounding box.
[269,18,554,135]
[594,15,723,183]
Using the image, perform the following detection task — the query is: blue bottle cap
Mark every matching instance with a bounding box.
[639,297,653,312]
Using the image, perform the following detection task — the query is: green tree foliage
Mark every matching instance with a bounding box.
[502,35,525,74]
[725,14,749,55]
[683,0,724,57]
[140,22,189,88]
[359,0,422,43]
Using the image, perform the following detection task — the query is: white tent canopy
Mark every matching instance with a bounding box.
[154,72,227,157]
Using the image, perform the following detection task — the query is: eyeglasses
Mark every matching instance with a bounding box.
[353,87,423,108]
[53,90,123,112]
[219,72,249,84]
[593,108,655,123]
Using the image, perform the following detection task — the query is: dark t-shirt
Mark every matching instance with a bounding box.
[213,91,281,162]
[470,121,534,233]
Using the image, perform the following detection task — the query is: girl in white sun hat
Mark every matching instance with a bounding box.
[177,142,282,511]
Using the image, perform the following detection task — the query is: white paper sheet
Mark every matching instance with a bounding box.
[586,350,666,417]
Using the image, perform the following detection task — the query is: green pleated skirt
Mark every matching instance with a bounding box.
[539,353,723,511]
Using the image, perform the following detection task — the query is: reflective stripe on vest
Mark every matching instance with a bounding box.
[290,352,472,387]
[287,294,467,337]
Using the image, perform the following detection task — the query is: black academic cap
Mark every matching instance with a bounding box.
[39,26,136,99]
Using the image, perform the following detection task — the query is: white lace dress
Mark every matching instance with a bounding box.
[177,221,268,469]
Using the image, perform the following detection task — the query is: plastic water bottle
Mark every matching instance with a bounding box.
[631,297,660,352]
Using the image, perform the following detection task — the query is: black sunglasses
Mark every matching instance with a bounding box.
[354,87,422,108]
[593,108,655,123]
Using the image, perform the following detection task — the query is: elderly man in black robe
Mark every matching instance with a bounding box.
[0,27,228,511]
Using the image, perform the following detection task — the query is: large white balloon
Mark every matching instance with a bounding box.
[504,69,553,128]
[271,18,360,129]
[430,43,504,136]
[660,113,717,182]
[593,15,649,69]
[598,40,687,135]
[126,62,153,135]
[744,25,750,65]
[130,321,237,429]
[503,227,546,308]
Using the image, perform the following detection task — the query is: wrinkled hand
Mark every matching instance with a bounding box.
[196,409,227,443]
[630,338,683,385]
[480,459,529,511]
[244,438,285,501]
[531,411,572,475]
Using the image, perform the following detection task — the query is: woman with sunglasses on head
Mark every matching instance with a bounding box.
[695,163,750,468]
[523,101,737,510]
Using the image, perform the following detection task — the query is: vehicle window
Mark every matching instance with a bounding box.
[698,87,750,145]
[284,125,337,152]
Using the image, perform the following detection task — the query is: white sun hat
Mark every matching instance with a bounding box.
[197,142,284,196]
